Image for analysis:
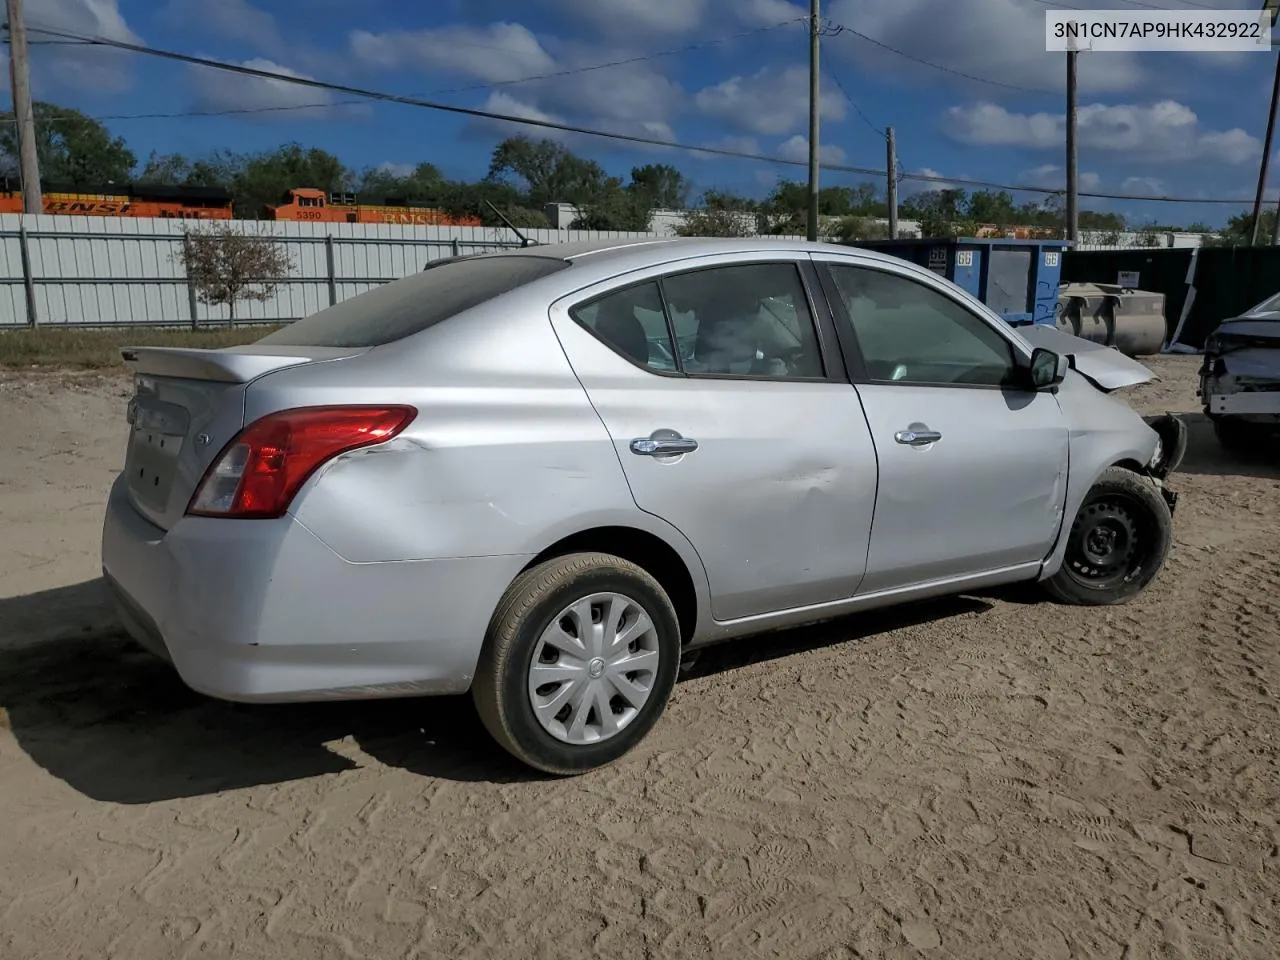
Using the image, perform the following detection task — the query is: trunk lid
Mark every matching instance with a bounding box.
[119,344,363,530]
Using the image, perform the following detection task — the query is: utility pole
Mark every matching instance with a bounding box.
[5,0,41,214]
[1065,47,1079,244]
[806,0,820,242]
[1249,50,1280,246]
[886,126,898,239]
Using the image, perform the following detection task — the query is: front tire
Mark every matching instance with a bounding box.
[472,552,681,776]
[1042,466,1172,606]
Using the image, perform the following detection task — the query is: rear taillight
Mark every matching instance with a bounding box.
[186,405,417,519]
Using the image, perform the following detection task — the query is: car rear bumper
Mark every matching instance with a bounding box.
[100,474,532,703]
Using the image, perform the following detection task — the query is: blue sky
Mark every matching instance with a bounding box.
[13,0,1280,227]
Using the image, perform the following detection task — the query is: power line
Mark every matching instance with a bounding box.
[24,18,805,125]
[821,60,886,138]
[17,23,1261,206]
[429,17,807,98]
[826,22,1059,95]
[827,0,1244,96]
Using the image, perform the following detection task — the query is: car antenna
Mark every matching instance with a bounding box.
[484,200,540,248]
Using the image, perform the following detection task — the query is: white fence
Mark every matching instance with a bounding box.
[0,213,1210,328]
[0,215,666,328]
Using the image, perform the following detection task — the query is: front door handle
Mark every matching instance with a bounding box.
[895,428,942,446]
[631,436,698,456]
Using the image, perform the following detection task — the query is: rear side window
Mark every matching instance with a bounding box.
[256,254,570,347]
[571,281,677,372]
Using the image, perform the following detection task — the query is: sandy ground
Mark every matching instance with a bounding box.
[0,356,1277,960]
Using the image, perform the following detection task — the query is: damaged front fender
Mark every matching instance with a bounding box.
[1145,413,1188,481]
[1017,324,1156,392]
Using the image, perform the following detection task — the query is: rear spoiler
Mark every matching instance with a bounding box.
[119,345,359,383]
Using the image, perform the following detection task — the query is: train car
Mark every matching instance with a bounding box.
[0,180,234,219]
[266,187,483,226]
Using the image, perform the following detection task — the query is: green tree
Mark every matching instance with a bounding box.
[571,181,653,231]
[964,190,1018,225]
[355,162,445,199]
[628,164,689,209]
[1204,209,1277,246]
[901,188,967,225]
[701,189,757,212]
[0,101,135,184]
[175,222,292,326]
[1079,210,1126,231]
[228,144,351,217]
[678,207,754,237]
[486,135,610,208]
[847,182,886,217]
[136,151,194,186]
[832,215,890,243]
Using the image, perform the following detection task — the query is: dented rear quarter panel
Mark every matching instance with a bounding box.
[245,298,709,595]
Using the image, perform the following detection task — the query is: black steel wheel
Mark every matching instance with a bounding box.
[1042,466,1172,606]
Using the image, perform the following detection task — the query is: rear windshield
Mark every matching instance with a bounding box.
[255,253,570,347]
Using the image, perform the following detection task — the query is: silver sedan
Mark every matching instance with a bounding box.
[101,237,1185,774]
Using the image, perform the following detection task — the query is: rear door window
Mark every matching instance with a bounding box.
[572,281,678,372]
[256,254,570,347]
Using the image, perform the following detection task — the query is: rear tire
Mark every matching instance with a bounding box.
[472,552,681,776]
[1042,466,1172,606]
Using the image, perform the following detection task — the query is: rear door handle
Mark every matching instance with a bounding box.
[631,437,698,456]
[895,428,942,446]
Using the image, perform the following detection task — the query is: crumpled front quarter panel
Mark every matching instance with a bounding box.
[1039,371,1161,579]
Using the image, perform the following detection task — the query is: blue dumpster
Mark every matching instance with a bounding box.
[846,238,1071,327]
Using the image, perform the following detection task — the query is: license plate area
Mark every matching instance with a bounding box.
[126,394,190,513]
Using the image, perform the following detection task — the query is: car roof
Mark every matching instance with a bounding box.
[488,236,917,290]
[503,235,860,263]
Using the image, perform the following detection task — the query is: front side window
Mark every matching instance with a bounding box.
[661,263,825,380]
[827,264,1017,387]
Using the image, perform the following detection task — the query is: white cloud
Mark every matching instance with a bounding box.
[187,58,342,120]
[1121,176,1166,195]
[348,23,681,141]
[27,0,141,93]
[696,65,845,136]
[553,0,711,37]
[776,135,847,165]
[1022,163,1101,191]
[483,91,564,127]
[945,100,1261,164]
[691,135,763,161]
[534,56,684,127]
[901,167,966,195]
[825,0,1144,95]
[377,162,416,178]
[163,0,278,50]
[162,0,343,78]
[551,0,807,39]
[738,0,807,25]
[465,91,571,143]
[350,22,554,83]
[637,121,677,143]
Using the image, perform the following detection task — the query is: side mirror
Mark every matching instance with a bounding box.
[1029,347,1068,389]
